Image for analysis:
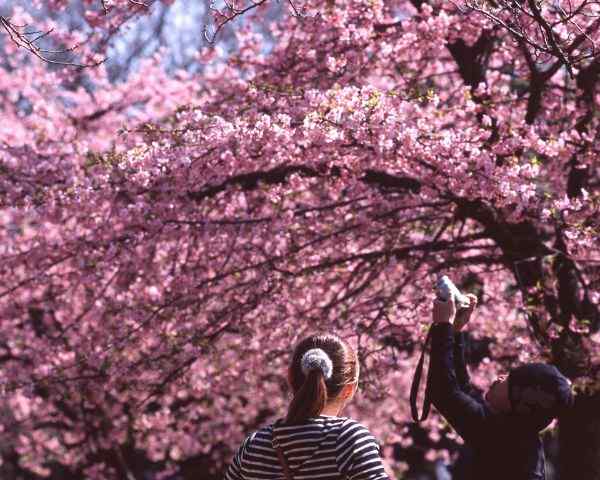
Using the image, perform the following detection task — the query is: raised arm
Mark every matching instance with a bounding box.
[452,294,480,396]
[454,331,475,394]
[428,300,487,442]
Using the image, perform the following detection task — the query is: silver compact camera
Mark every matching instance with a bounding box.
[436,275,470,308]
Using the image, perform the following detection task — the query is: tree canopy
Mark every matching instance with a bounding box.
[0,0,598,478]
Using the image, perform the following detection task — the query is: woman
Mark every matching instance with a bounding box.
[428,294,573,480]
[225,334,390,480]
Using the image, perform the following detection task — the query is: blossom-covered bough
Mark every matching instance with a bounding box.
[0,0,599,478]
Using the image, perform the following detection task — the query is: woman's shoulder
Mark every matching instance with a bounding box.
[234,424,275,460]
[335,417,381,448]
[336,416,375,433]
[243,423,275,446]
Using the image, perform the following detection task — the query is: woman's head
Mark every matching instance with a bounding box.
[286,334,359,425]
[485,364,573,430]
[485,374,510,413]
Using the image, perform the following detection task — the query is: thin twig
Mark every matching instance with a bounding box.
[0,15,104,68]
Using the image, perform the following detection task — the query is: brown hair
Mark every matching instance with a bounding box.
[286,334,359,425]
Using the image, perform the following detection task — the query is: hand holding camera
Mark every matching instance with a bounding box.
[454,293,478,331]
[432,276,477,330]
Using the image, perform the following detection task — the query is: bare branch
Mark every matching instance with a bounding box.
[462,0,600,77]
[0,15,104,68]
[203,0,270,44]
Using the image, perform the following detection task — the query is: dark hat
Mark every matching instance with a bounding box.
[508,363,573,431]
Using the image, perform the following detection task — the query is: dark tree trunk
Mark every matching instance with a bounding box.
[558,394,600,480]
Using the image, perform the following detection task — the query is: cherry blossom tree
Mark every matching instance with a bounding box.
[0,0,599,478]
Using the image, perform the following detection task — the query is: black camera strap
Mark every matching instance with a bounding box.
[409,326,434,422]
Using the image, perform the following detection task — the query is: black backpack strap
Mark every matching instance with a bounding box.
[272,420,294,480]
[409,326,434,422]
[275,446,294,480]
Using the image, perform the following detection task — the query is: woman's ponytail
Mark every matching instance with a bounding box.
[285,336,358,425]
[286,369,328,425]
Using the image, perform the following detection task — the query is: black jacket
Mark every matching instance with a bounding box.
[429,323,545,480]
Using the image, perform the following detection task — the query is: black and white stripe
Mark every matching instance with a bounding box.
[225,416,389,480]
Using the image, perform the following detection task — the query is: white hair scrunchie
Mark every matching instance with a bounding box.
[301,348,333,380]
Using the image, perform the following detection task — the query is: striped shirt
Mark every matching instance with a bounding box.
[225,415,389,480]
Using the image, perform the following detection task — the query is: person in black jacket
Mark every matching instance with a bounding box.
[429,294,573,480]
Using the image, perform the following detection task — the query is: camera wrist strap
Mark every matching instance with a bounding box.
[409,326,434,422]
